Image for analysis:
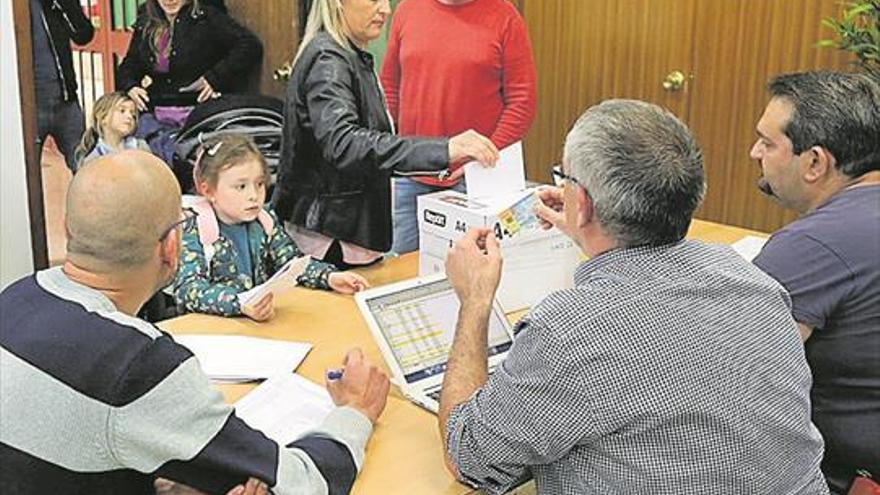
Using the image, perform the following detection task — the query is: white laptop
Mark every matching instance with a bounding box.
[355,273,515,413]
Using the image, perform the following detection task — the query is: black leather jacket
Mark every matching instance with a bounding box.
[273,32,449,252]
[37,0,95,101]
[116,4,262,107]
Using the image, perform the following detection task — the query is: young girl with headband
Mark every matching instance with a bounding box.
[74,92,150,168]
[173,134,368,321]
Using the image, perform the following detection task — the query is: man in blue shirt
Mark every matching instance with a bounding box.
[751,71,880,494]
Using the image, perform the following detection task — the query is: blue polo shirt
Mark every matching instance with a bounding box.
[754,184,880,486]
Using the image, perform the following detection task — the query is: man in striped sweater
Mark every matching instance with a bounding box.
[0,150,389,495]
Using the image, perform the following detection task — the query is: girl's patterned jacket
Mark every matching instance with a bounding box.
[173,199,335,316]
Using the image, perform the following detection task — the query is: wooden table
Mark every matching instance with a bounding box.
[159,219,766,495]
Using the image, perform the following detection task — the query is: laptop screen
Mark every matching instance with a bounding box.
[362,278,513,383]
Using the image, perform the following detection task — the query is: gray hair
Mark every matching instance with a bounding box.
[768,71,880,178]
[564,99,705,247]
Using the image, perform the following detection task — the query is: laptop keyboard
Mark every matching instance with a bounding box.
[425,367,496,402]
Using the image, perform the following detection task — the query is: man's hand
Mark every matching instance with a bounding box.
[325,348,390,424]
[448,130,499,167]
[127,86,150,112]
[445,228,503,309]
[154,477,268,495]
[438,230,501,473]
[328,272,370,294]
[241,292,275,322]
[226,478,269,495]
[534,186,576,236]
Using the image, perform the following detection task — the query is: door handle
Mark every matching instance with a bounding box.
[274,62,293,82]
[663,70,686,91]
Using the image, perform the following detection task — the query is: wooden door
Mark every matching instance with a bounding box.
[521,0,698,182]
[689,0,853,232]
[519,0,852,232]
[225,0,299,99]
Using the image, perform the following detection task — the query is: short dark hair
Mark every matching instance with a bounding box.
[564,99,705,247]
[768,71,880,177]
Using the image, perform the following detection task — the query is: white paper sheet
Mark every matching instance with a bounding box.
[730,235,768,262]
[465,141,526,199]
[174,335,312,382]
[238,255,311,306]
[235,373,335,446]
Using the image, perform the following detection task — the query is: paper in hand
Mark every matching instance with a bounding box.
[239,256,310,306]
[464,141,526,199]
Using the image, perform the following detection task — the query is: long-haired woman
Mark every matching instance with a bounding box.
[273,0,499,268]
[117,0,262,111]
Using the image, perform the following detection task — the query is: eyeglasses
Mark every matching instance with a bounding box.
[551,166,584,188]
[159,207,198,241]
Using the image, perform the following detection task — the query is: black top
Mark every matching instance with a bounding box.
[116,3,262,108]
[272,32,449,252]
[33,0,95,101]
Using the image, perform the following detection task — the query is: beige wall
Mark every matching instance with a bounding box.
[1,0,35,288]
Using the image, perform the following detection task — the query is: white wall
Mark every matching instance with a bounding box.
[1,0,36,289]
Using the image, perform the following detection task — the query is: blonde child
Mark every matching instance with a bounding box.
[74,92,150,168]
[174,134,368,321]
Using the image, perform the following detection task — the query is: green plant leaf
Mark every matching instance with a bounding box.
[820,0,880,72]
[822,18,841,29]
[846,3,876,16]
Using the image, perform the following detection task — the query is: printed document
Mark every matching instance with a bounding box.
[235,373,335,445]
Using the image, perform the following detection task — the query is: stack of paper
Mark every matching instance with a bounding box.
[239,256,311,306]
[235,373,335,445]
[174,335,312,383]
[730,235,768,262]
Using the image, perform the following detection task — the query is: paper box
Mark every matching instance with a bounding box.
[418,189,558,246]
[417,189,581,311]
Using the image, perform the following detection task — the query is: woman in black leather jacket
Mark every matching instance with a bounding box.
[273,0,498,268]
[117,0,262,110]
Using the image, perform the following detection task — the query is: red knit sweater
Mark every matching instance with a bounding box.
[380,0,537,186]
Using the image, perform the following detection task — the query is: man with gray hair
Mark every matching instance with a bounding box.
[750,71,880,493]
[439,99,828,494]
[0,151,390,495]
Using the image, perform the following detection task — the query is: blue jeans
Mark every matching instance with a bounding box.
[391,177,466,254]
[36,91,85,172]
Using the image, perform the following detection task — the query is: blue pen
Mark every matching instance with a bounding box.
[326,369,344,380]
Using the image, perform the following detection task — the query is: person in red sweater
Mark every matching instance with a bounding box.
[380,0,537,253]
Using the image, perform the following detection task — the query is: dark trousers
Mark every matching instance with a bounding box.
[36,92,85,172]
